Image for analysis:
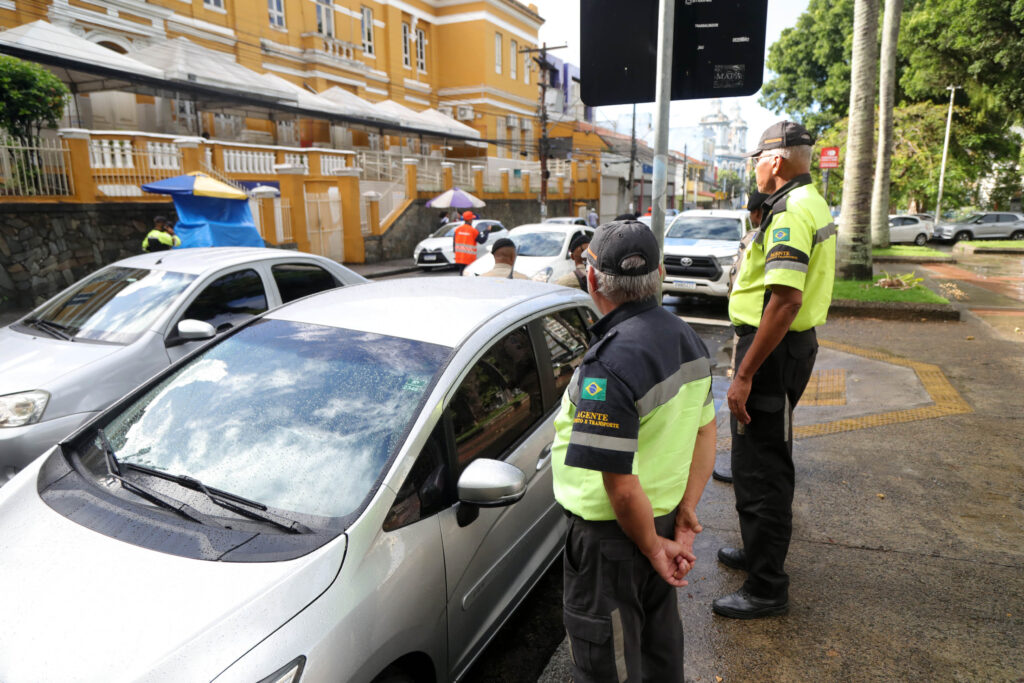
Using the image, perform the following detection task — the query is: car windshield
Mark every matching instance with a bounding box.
[964,214,985,224]
[511,231,565,257]
[667,217,743,241]
[96,319,450,521]
[22,267,196,344]
[432,223,458,237]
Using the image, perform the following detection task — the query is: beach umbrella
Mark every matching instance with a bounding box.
[141,172,248,200]
[426,187,486,209]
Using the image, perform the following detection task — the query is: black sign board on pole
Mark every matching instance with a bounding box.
[580,0,769,107]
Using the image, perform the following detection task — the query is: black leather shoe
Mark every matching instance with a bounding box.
[717,547,746,570]
[712,467,733,483]
[712,589,789,619]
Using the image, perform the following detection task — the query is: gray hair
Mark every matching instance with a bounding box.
[775,145,812,169]
[591,256,662,305]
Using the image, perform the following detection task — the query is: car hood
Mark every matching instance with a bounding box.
[0,327,122,395]
[415,236,452,251]
[0,459,346,682]
[664,238,740,258]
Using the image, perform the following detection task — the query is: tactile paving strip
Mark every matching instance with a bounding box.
[800,368,847,406]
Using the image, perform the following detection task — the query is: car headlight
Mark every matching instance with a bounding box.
[258,656,306,683]
[0,391,50,428]
[717,254,738,266]
[532,267,554,282]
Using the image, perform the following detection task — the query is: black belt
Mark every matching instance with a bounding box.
[733,324,815,338]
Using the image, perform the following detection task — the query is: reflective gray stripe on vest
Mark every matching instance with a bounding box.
[568,431,639,454]
[765,259,809,273]
[568,367,581,405]
[753,228,764,245]
[635,357,711,416]
[814,222,837,246]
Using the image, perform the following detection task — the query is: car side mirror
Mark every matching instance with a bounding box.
[166,319,216,347]
[457,459,526,507]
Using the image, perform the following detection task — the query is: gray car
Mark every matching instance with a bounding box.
[0,278,597,682]
[932,212,1024,242]
[0,247,366,482]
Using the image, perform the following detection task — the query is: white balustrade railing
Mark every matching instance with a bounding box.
[224,149,276,175]
[284,152,309,172]
[89,139,134,169]
[320,154,348,175]
[146,142,181,171]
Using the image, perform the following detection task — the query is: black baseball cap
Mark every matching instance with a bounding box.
[585,220,660,276]
[568,231,591,253]
[747,191,769,211]
[745,121,814,157]
[491,238,516,252]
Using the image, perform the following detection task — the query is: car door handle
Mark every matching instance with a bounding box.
[536,444,553,471]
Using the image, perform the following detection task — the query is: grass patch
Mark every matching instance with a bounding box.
[872,245,949,258]
[833,276,949,304]
[959,240,1024,251]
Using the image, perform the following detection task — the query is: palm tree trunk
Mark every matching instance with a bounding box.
[838,0,881,279]
[871,0,904,249]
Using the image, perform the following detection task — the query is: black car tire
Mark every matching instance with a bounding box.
[1010,229,1024,241]
[914,233,927,246]
[954,230,972,242]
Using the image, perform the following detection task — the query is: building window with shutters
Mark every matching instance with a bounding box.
[361,6,375,56]
[510,40,517,79]
[402,23,411,68]
[267,0,285,28]
[416,28,426,72]
[315,0,333,36]
[494,32,502,74]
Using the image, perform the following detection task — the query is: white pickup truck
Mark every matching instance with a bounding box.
[661,209,752,298]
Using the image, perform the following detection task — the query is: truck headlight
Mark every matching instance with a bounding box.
[717,254,738,266]
[0,391,50,428]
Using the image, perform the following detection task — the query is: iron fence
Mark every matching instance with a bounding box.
[0,136,73,197]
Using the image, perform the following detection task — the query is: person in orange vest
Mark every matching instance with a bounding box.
[453,210,486,274]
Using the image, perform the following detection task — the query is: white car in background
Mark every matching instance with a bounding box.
[888,215,933,245]
[662,210,752,298]
[544,216,588,226]
[412,219,508,269]
[463,224,594,283]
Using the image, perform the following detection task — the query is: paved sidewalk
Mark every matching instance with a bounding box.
[539,312,1024,681]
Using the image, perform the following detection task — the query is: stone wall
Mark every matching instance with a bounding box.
[361,198,573,264]
[0,203,173,311]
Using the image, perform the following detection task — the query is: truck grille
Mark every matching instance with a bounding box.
[663,255,721,280]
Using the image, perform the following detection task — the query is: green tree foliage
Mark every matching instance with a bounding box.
[717,169,744,197]
[0,56,68,139]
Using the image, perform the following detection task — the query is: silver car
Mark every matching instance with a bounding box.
[932,212,1024,242]
[0,278,597,682]
[412,219,508,269]
[0,247,366,482]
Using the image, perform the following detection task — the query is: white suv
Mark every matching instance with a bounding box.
[662,210,752,298]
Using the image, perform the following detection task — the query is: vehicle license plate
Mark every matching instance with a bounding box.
[674,280,698,290]
[421,254,437,261]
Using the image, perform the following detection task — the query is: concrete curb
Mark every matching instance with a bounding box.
[828,299,960,321]
[873,255,955,264]
[952,244,1024,256]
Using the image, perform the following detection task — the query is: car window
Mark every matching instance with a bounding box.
[667,217,743,240]
[181,269,268,332]
[980,214,999,223]
[449,326,542,473]
[511,231,565,257]
[93,320,451,523]
[998,214,1017,222]
[541,309,589,401]
[489,224,504,233]
[383,421,451,531]
[433,224,457,238]
[272,263,339,304]
[19,267,196,345]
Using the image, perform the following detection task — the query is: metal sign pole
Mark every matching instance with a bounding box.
[650,0,676,264]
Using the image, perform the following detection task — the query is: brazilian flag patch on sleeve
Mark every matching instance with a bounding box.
[582,377,607,401]
[772,227,791,243]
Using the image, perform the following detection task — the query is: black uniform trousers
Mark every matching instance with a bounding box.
[730,326,818,600]
[562,510,683,683]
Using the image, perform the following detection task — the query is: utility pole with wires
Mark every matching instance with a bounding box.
[521,42,566,220]
[628,104,637,214]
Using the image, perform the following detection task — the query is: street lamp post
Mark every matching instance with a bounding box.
[934,85,959,222]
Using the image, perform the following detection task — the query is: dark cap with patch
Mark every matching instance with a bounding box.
[585,220,660,276]
[747,190,769,211]
[745,120,814,157]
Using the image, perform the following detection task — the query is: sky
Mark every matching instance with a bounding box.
[531,0,812,152]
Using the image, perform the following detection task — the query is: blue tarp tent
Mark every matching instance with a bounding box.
[141,172,264,248]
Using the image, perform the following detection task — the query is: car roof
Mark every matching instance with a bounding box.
[266,277,588,348]
[545,216,584,223]
[111,247,337,276]
[678,210,749,219]
[510,223,589,234]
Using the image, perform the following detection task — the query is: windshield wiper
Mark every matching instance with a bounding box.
[95,428,224,528]
[122,462,313,535]
[24,318,74,342]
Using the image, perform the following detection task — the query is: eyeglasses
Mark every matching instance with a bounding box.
[755,153,782,164]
